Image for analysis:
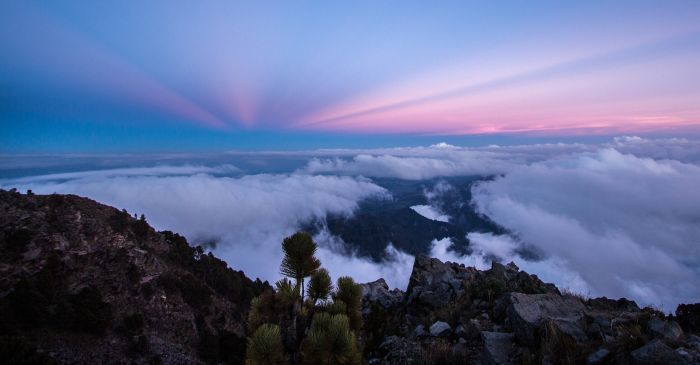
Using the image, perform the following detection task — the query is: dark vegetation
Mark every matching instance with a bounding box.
[246,232,364,365]
[675,303,700,334]
[0,189,269,364]
[312,177,505,260]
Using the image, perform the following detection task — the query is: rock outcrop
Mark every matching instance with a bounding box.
[0,189,270,364]
[361,254,700,364]
[3,189,700,365]
[360,278,403,313]
[505,292,588,346]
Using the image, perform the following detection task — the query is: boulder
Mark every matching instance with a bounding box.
[506,292,587,347]
[687,334,700,352]
[647,318,684,342]
[586,348,610,364]
[360,278,403,310]
[630,339,689,365]
[429,321,451,337]
[455,324,466,337]
[481,331,515,365]
[587,297,640,312]
[405,255,475,308]
[412,324,428,338]
[379,335,400,351]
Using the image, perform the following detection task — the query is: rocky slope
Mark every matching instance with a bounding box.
[2,189,699,364]
[0,189,269,364]
[359,256,700,364]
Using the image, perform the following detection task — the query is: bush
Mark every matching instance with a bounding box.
[108,210,131,232]
[412,342,467,365]
[158,272,212,310]
[246,324,285,365]
[333,277,363,331]
[675,303,700,334]
[132,215,150,239]
[67,286,113,335]
[301,313,360,365]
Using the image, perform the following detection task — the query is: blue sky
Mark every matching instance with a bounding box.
[2,0,700,152]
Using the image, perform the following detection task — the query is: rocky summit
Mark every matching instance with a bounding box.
[1,189,700,364]
[359,255,700,365]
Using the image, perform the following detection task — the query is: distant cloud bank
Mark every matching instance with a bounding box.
[2,136,699,309]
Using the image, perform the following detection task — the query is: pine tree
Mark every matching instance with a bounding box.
[245,324,286,365]
[301,313,360,365]
[334,276,363,331]
[307,268,332,305]
[279,232,321,302]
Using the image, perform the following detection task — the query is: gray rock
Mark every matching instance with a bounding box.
[675,348,694,363]
[630,339,689,365]
[360,278,403,309]
[687,334,700,351]
[429,321,452,337]
[647,318,684,342]
[406,255,476,308]
[379,335,400,351]
[413,324,428,338]
[506,292,588,347]
[481,331,515,365]
[467,319,483,339]
[455,324,467,337]
[586,348,610,364]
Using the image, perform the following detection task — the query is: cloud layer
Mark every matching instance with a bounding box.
[2,171,396,284]
[3,136,699,309]
[471,148,700,309]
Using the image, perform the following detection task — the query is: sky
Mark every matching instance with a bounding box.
[2,1,700,152]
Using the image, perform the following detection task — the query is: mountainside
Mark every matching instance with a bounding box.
[1,189,699,365]
[0,189,270,364]
[313,177,504,260]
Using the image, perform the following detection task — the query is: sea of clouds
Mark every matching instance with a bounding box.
[2,136,699,310]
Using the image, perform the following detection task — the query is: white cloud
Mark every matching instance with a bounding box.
[302,153,512,180]
[430,142,458,149]
[3,136,700,308]
[471,148,700,310]
[313,229,414,290]
[6,164,240,183]
[410,205,450,222]
[1,170,398,284]
[429,235,590,296]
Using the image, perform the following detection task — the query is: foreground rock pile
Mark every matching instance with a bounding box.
[359,255,700,364]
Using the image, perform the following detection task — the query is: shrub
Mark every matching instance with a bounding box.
[412,342,467,365]
[132,214,150,239]
[675,303,700,334]
[68,286,113,335]
[539,319,581,365]
[108,209,131,232]
[334,277,363,331]
[301,313,360,365]
[308,269,332,304]
[246,324,285,365]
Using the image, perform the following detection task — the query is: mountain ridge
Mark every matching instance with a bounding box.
[1,189,698,364]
